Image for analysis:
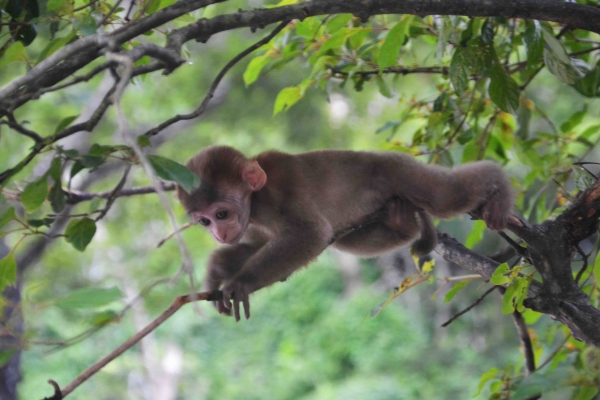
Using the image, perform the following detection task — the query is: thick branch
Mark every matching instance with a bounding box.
[5,0,600,110]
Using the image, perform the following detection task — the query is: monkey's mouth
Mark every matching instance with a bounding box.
[220,232,243,245]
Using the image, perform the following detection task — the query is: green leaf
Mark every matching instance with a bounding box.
[75,14,97,37]
[46,0,67,11]
[48,158,62,181]
[560,108,587,133]
[70,160,85,180]
[27,218,55,228]
[465,220,486,249]
[0,252,17,294]
[326,14,353,34]
[481,19,494,44]
[296,17,320,38]
[80,155,106,169]
[474,367,499,397]
[523,20,543,65]
[375,120,402,134]
[444,280,470,303]
[573,65,600,98]
[542,28,583,84]
[21,177,48,213]
[490,262,510,285]
[55,287,123,309]
[375,76,393,98]
[502,283,517,314]
[48,180,66,213]
[0,42,26,69]
[65,218,96,251]
[273,86,303,115]
[516,99,532,139]
[53,115,78,135]
[145,0,161,14]
[90,310,118,326]
[574,387,599,400]
[137,135,152,148]
[378,16,413,71]
[243,55,271,86]
[147,155,200,194]
[0,207,16,230]
[449,47,469,96]
[489,62,519,113]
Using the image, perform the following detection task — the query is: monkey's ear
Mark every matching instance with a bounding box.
[242,161,267,191]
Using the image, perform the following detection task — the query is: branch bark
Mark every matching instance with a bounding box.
[4,0,600,110]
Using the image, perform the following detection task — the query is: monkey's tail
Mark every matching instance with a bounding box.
[410,210,437,257]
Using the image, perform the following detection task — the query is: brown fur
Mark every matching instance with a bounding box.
[177,146,514,320]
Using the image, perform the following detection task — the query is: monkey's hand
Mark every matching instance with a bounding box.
[480,188,513,230]
[221,276,254,321]
[204,243,261,317]
[203,273,233,317]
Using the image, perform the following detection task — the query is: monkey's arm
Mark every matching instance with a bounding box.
[221,220,332,320]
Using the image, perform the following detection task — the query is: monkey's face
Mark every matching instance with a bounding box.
[190,197,250,245]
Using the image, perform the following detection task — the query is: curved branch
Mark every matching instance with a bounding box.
[5,0,600,110]
[143,20,290,137]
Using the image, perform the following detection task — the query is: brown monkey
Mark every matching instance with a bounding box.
[177,146,514,320]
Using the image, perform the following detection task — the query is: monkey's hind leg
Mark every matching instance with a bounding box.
[410,210,436,257]
[385,197,436,257]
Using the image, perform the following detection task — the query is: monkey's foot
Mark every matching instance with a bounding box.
[481,194,512,230]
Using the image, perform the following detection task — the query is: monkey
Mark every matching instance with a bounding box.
[176,146,514,321]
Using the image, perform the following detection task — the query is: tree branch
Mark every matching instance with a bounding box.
[46,291,222,399]
[5,0,600,111]
[143,19,290,137]
[64,182,176,204]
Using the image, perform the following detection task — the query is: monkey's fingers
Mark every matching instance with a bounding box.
[232,288,251,321]
[243,297,250,320]
[222,289,233,311]
[233,292,241,322]
[216,301,232,316]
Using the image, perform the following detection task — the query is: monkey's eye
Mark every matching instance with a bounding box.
[215,211,228,220]
[198,218,211,226]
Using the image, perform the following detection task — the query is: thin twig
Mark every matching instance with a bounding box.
[65,181,175,203]
[54,291,222,398]
[537,334,571,370]
[441,285,496,327]
[100,0,125,26]
[575,244,590,284]
[94,164,131,221]
[476,111,499,160]
[497,231,529,259]
[143,20,290,138]
[511,309,536,376]
[1,118,43,142]
[328,65,450,77]
[42,275,175,353]
[156,222,194,247]
[108,47,200,310]
[73,0,101,12]
[38,63,111,95]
